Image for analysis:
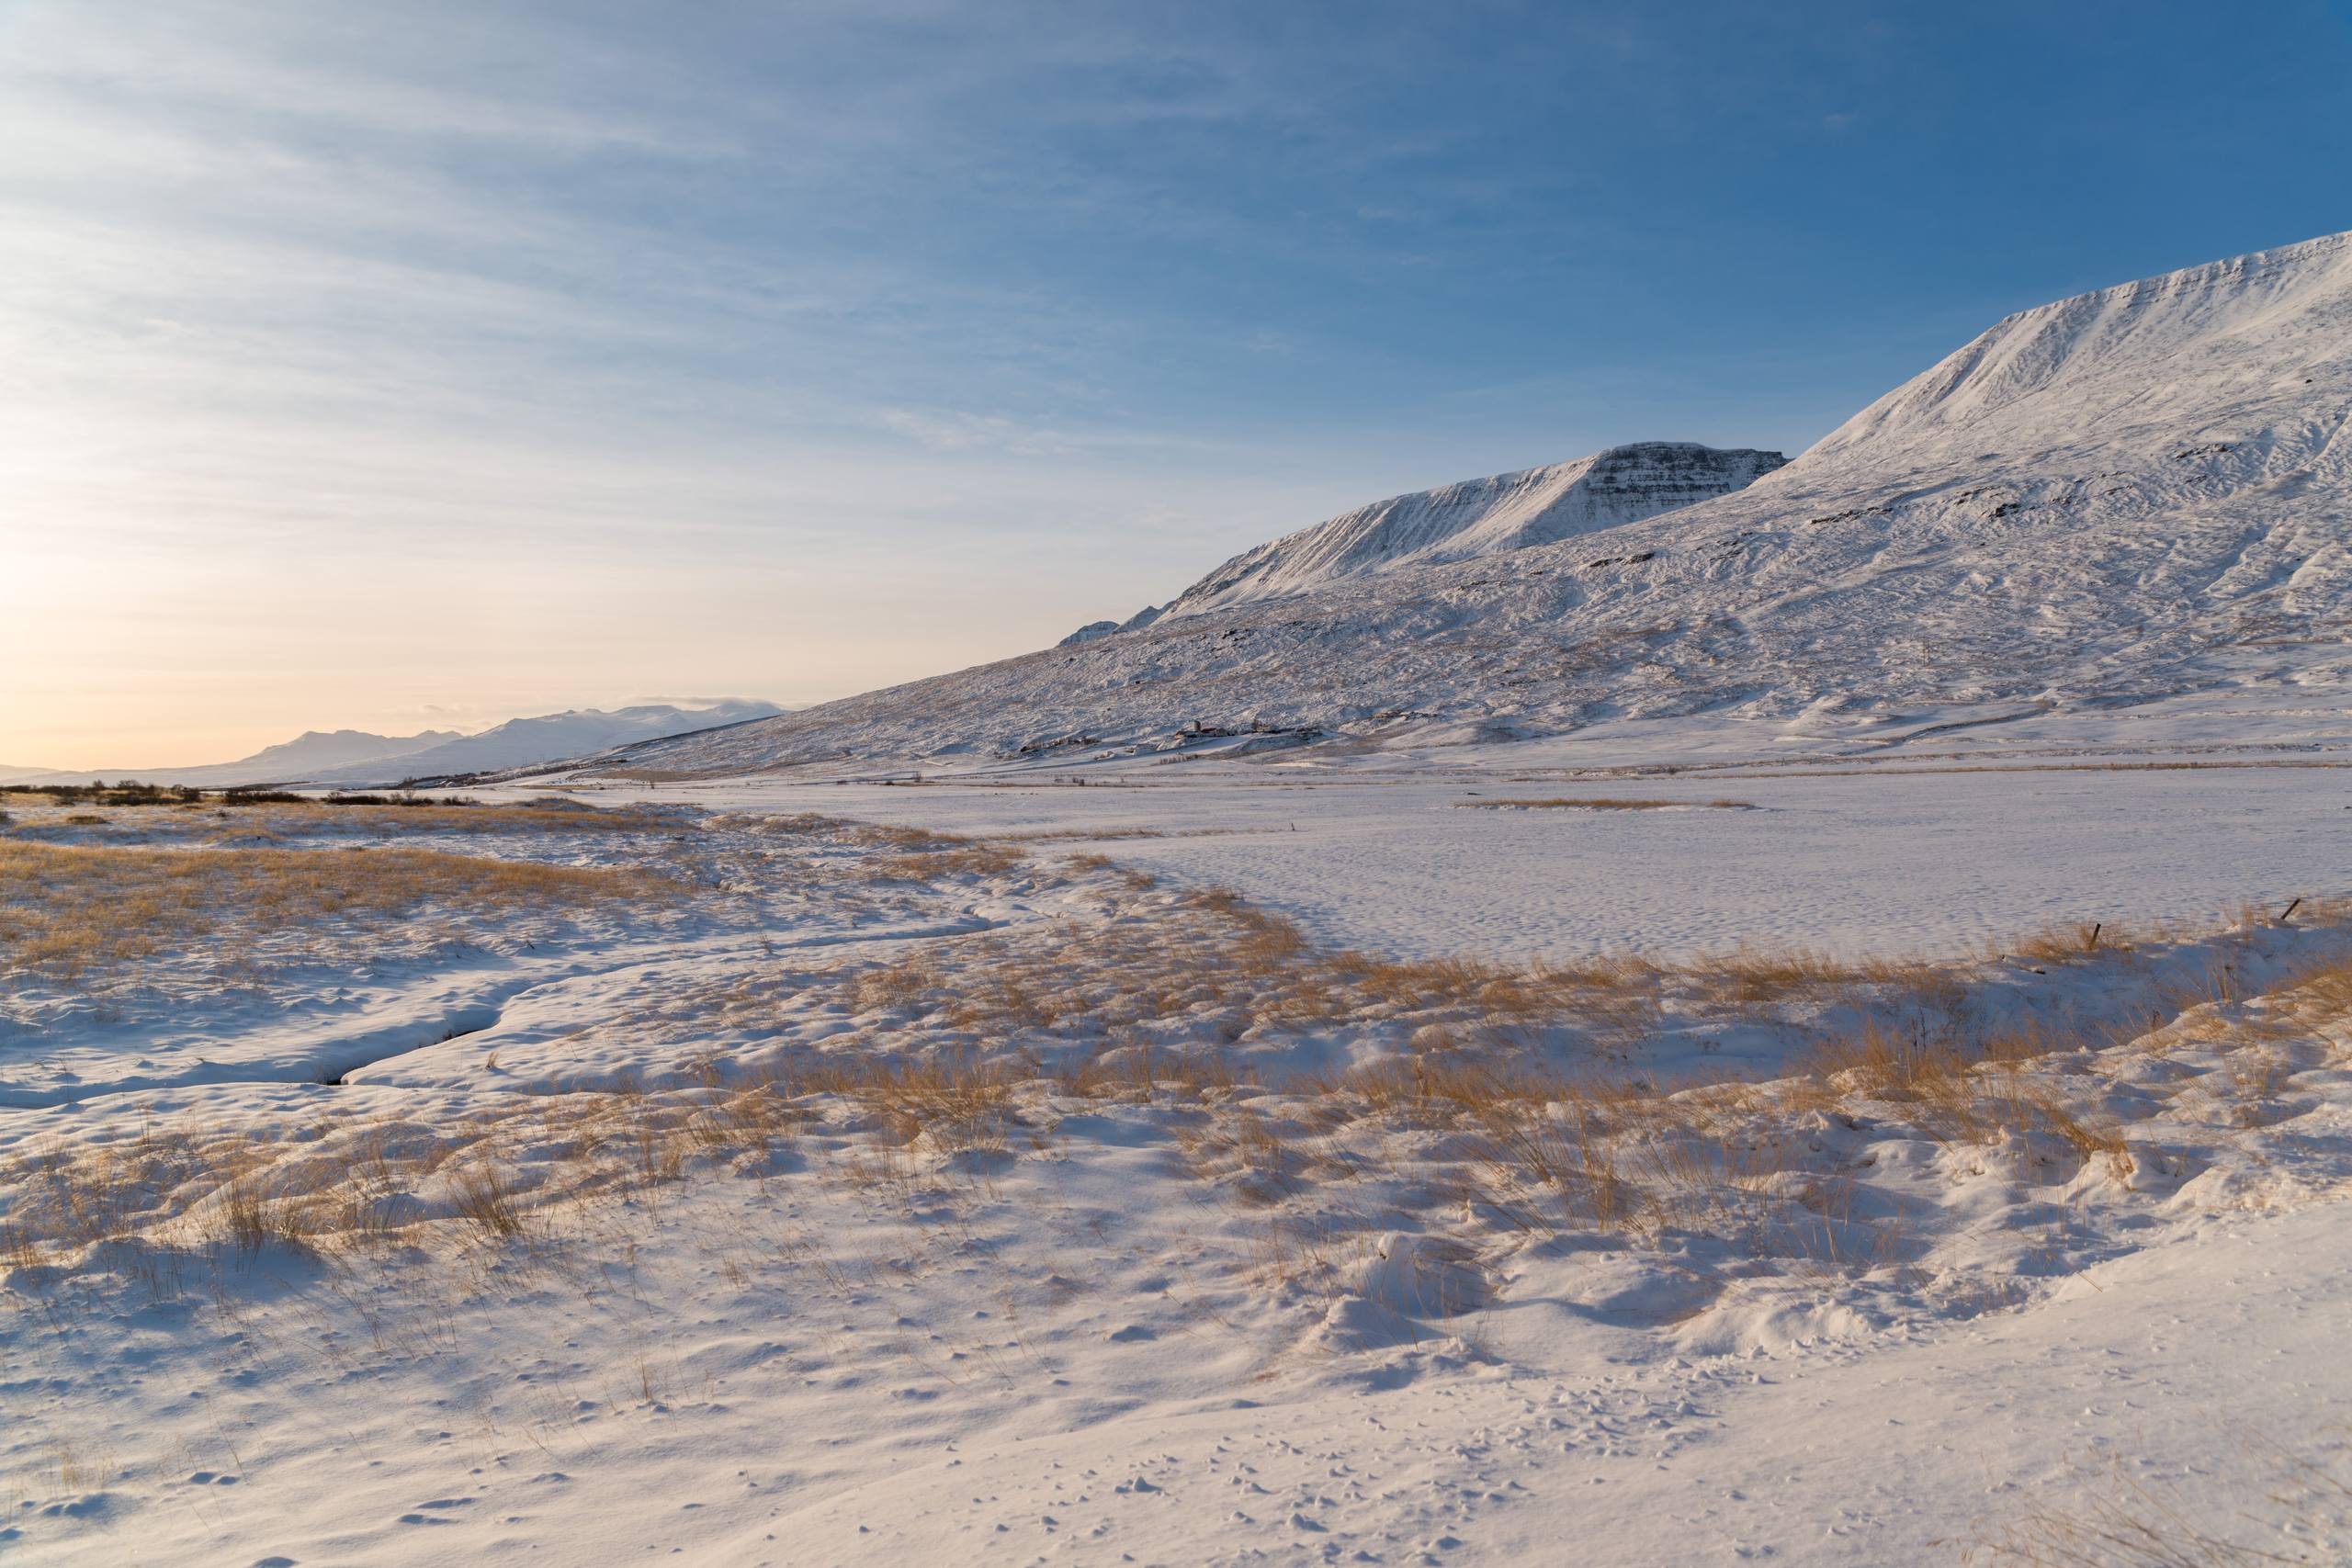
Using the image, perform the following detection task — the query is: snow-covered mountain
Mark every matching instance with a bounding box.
[1054,443,1782,646]
[608,229,2352,778]
[1161,442,1786,618]
[194,728,464,784]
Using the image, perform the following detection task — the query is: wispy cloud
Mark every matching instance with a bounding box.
[7,0,2342,764]
[874,408,1085,457]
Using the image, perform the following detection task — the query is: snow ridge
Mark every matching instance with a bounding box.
[1163,442,1787,617]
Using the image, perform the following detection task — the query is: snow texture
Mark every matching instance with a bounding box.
[5,784,2349,1564]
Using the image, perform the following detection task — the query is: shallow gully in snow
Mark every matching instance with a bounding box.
[1,911,1034,1111]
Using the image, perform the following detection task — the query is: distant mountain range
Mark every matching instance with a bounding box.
[1,701,783,788]
[309,702,784,784]
[616,227,2352,777]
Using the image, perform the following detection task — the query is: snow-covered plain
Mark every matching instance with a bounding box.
[4,762,2351,1566]
[611,761,2352,966]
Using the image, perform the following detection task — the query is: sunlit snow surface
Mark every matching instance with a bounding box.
[661,759,2352,966]
[4,753,2349,1565]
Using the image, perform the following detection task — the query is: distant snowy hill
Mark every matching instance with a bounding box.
[310,701,784,784]
[1,728,460,788]
[209,728,464,782]
[8,704,782,788]
[609,229,2352,778]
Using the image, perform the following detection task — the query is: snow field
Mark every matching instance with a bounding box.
[589,761,2352,964]
[4,794,2352,1562]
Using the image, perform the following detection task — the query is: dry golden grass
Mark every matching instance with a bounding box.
[299,799,681,835]
[9,797,683,841]
[2009,919,2128,963]
[816,1055,1021,1151]
[1794,1026,2134,1179]
[6,807,2339,1355]
[0,840,675,980]
[44,1442,117,1496]
[2257,950,2352,1020]
[820,874,2342,1086]
[1051,1039,1254,1100]
[750,811,854,834]
[0,1052,1040,1271]
[6,920,2340,1326]
[868,843,1026,881]
[6,1124,328,1263]
[849,950,941,1012]
[1457,796,1753,811]
[447,1160,529,1238]
[1962,1437,2352,1566]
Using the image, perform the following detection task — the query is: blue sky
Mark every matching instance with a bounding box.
[6,0,2350,763]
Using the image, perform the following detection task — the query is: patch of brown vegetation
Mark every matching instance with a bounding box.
[0,840,675,981]
[1456,796,1753,811]
[868,844,1026,882]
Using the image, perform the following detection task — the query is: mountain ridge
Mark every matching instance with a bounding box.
[312,701,783,784]
[1160,442,1787,619]
[594,228,2352,778]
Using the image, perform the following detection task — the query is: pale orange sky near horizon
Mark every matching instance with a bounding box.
[2,419,1396,768]
[0,8,1422,771]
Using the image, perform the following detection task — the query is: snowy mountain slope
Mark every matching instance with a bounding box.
[311,700,784,784]
[1163,442,1787,617]
[612,230,2352,778]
